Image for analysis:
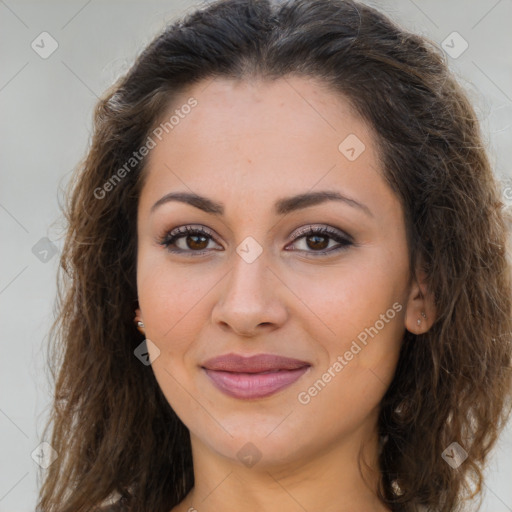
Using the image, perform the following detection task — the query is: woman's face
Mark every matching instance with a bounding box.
[136,76,421,469]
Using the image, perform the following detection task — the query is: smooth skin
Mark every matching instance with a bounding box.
[135,76,436,512]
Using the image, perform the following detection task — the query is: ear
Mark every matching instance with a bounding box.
[404,265,436,335]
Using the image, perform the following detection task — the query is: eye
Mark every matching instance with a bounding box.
[159,224,353,257]
[286,225,353,256]
[158,225,222,256]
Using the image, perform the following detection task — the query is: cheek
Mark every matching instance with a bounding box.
[291,255,405,337]
[137,251,215,342]
[293,253,406,379]
[136,257,204,413]
[296,361,390,447]
[296,280,405,434]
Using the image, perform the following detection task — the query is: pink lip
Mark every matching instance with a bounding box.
[201,353,311,399]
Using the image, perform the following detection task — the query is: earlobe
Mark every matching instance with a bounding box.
[404,267,436,335]
[134,308,145,334]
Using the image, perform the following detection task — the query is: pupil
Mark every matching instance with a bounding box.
[308,235,328,250]
[188,235,208,250]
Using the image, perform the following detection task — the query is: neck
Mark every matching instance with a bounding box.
[172,420,390,512]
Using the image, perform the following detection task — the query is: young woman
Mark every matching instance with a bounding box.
[37,1,512,511]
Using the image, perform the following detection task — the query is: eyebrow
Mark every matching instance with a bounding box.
[150,190,373,217]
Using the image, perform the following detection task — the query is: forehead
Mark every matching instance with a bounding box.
[139,76,388,216]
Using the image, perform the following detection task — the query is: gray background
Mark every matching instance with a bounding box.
[1,0,511,510]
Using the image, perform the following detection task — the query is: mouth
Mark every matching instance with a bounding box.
[201,353,311,399]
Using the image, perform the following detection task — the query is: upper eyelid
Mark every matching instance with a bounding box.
[291,224,353,242]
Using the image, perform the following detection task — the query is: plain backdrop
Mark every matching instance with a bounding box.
[1,0,511,510]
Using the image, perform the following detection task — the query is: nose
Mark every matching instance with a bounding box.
[211,250,288,337]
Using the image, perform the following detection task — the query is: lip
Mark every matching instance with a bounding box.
[201,353,311,399]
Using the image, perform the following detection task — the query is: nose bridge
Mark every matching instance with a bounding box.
[224,215,271,294]
[225,243,270,306]
[212,242,287,334]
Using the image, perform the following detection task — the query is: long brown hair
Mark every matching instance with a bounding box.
[37,1,512,511]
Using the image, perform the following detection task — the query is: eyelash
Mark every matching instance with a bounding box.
[158,224,354,257]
